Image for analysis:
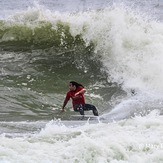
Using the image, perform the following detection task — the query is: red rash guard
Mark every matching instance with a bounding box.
[65,87,85,106]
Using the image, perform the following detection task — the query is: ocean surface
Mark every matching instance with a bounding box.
[1,0,163,162]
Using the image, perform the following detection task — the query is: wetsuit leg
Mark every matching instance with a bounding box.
[73,104,84,115]
[83,104,99,116]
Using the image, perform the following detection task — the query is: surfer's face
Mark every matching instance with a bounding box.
[69,83,76,91]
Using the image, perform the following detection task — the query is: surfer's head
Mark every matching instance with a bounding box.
[69,81,84,91]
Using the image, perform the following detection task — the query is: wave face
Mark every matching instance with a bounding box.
[1,2,163,122]
[0,1,163,126]
[1,2,163,91]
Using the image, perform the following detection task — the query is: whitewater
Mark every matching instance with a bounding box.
[1,0,163,162]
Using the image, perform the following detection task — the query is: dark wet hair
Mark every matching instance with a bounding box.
[70,81,84,88]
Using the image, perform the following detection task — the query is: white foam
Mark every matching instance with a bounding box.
[1,115,163,162]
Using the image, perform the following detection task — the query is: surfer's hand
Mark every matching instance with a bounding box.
[61,108,65,112]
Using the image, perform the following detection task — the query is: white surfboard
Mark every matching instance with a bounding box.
[71,115,99,120]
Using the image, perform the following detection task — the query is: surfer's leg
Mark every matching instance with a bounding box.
[83,104,99,116]
[73,104,84,115]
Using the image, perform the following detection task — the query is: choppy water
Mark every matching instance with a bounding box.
[1,0,163,162]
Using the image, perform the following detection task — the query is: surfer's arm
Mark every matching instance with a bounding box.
[75,88,86,96]
[72,95,81,100]
[61,100,68,112]
[61,93,70,112]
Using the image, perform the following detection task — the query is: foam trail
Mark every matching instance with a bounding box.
[100,91,163,121]
[100,98,141,121]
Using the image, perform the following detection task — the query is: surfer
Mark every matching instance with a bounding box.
[61,81,99,116]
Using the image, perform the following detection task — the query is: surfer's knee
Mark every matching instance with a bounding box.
[89,104,98,116]
[93,108,99,116]
[73,104,84,115]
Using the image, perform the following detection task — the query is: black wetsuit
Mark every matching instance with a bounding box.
[73,104,99,116]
